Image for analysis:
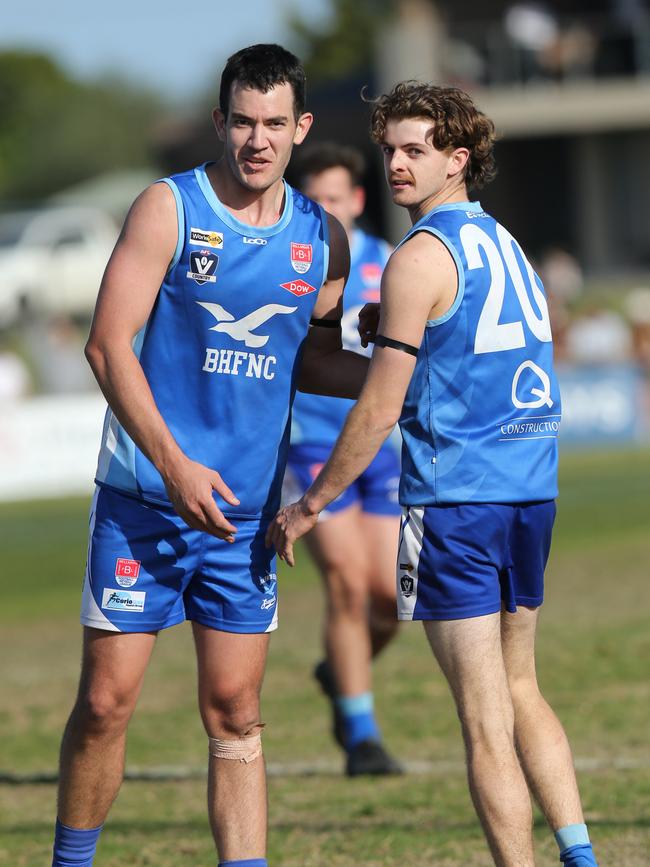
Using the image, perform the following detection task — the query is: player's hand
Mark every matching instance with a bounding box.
[163,457,239,542]
[265,499,319,567]
[358,302,380,348]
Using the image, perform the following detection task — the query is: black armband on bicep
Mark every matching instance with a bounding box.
[374,334,419,357]
[309,317,341,328]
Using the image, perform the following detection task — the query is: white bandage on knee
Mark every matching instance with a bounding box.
[208,730,263,764]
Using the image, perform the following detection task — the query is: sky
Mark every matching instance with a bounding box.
[1,1,332,102]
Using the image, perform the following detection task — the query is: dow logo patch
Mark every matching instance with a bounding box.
[187,250,219,285]
[280,279,316,297]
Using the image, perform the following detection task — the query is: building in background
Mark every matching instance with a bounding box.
[2,1,650,503]
[154,0,650,279]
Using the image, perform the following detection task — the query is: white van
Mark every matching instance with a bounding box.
[0,206,118,325]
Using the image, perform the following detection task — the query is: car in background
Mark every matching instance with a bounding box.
[0,206,119,325]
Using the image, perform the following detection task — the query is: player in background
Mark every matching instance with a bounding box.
[51,44,371,867]
[268,82,599,867]
[286,143,402,776]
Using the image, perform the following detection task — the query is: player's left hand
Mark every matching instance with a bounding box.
[265,499,319,567]
[358,302,380,348]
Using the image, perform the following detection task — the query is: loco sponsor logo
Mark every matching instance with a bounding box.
[101,588,146,612]
[187,251,219,285]
[189,227,223,248]
[243,236,267,245]
[280,278,316,297]
[115,557,140,588]
[290,242,312,274]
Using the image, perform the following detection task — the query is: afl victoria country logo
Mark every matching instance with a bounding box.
[187,250,219,285]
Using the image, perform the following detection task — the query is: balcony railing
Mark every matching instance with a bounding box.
[446,11,650,89]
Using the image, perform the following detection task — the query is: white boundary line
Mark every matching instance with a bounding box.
[1,755,649,784]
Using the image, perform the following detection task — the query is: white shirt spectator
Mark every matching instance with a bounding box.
[0,350,31,401]
[565,309,632,364]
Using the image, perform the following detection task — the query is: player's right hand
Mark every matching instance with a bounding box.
[358,302,380,348]
[265,498,319,567]
[163,457,239,541]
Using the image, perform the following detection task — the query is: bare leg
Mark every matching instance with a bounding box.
[359,512,400,659]
[307,508,402,774]
[501,606,584,831]
[306,505,373,697]
[57,628,156,827]
[193,624,270,861]
[424,614,535,867]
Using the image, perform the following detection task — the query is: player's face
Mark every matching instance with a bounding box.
[214,82,313,193]
[301,167,365,235]
[381,117,468,220]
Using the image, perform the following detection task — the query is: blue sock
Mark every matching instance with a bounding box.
[558,844,598,866]
[555,825,597,866]
[555,823,590,851]
[336,692,380,749]
[52,819,103,866]
[218,861,268,866]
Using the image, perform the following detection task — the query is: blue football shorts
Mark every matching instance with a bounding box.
[396,501,556,621]
[80,486,278,634]
[284,443,401,517]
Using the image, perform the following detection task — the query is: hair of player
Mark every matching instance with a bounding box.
[219,43,307,121]
[293,141,366,188]
[369,81,497,191]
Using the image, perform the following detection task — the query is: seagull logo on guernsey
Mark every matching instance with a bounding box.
[196,301,297,348]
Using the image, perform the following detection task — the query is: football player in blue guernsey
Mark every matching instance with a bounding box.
[268,82,599,867]
[286,142,403,777]
[51,45,371,867]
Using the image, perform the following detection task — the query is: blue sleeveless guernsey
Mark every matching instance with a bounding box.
[95,163,328,518]
[398,201,560,506]
[291,228,390,445]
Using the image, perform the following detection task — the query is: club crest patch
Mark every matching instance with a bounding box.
[291,242,312,274]
[115,557,140,588]
[187,250,219,285]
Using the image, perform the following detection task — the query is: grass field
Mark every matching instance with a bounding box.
[1,448,649,866]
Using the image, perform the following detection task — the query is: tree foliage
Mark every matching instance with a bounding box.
[291,0,393,83]
[0,51,162,204]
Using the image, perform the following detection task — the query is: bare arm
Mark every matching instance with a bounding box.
[297,213,370,399]
[267,231,458,563]
[85,182,239,540]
